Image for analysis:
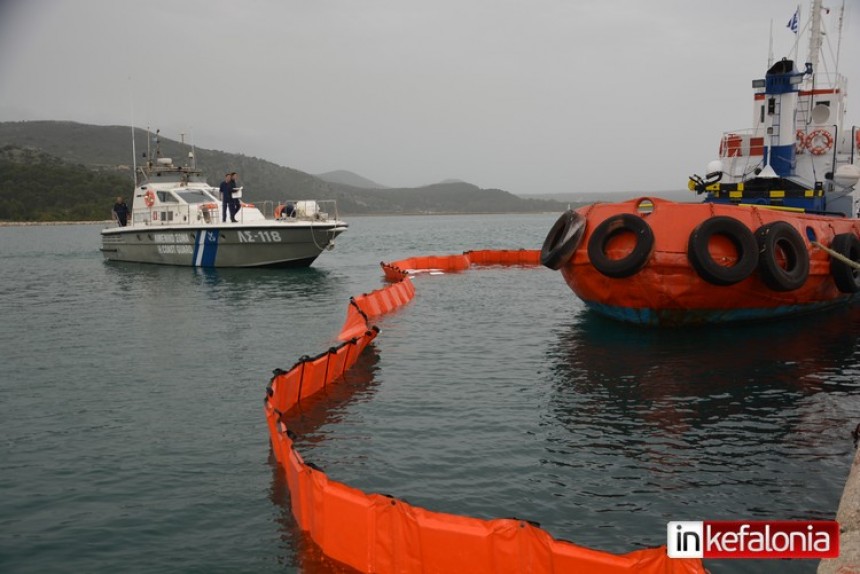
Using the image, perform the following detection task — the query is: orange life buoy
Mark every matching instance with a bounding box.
[855,130,860,151]
[805,129,834,156]
[795,129,807,154]
[144,189,156,207]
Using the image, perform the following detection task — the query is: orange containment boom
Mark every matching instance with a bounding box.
[264,249,705,574]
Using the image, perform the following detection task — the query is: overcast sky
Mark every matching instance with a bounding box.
[0,0,857,194]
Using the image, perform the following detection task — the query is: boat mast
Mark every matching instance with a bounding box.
[834,1,845,77]
[768,19,774,68]
[807,0,823,75]
[129,76,138,187]
[130,122,137,187]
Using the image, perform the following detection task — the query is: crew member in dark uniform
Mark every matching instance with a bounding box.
[219,173,233,223]
[229,172,241,222]
[112,196,130,227]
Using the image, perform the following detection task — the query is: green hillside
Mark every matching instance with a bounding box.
[0,145,131,221]
[0,120,568,220]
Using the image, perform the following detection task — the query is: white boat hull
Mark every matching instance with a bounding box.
[100,222,347,268]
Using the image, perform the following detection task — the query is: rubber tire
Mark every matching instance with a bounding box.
[830,233,860,293]
[541,210,586,270]
[755,222,809,291]
[687,216,758,286]
[586,214,654,278]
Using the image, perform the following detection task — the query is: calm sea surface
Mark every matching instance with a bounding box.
[1,214,859,574]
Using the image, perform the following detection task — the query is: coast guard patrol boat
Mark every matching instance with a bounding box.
[100,136,347,268]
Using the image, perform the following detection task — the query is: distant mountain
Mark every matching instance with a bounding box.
[315,169,388,189]
[0,121,568,220]
[528,190,693,203]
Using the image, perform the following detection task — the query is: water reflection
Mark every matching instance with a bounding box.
[103,261,338,304]
[192,266,336,303]
[543,305,860,528]
[267,347,381,573]
[549,306,860,427]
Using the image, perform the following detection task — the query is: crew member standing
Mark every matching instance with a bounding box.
[230,172,241,222]
[219,172,232,223]
[112,196,130,227]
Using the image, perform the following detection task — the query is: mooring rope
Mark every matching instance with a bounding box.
[811,240,860,270]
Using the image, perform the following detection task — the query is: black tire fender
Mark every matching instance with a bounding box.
[755,222,809,291]
[586,214,655,278]
[830,233,860,293]
[541,210,586,270]
[687,216,758,286]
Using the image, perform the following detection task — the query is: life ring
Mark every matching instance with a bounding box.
[805,129,834,156]
[540,210,586,270]
[687,216,758,286]
[855,130,860,151]
[586,214,654,278]
[144,189,156,207]
[754,222,809,291]
[795,129,807,154]
[830,233,860,293]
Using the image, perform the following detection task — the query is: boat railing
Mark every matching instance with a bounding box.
[129,202,230,226]
[130,203,199,226]
[271,199,341,222]
[128,199,341,226]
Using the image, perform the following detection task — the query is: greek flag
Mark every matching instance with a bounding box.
[787,9,798,33]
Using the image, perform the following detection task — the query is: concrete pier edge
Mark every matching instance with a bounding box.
[819,445,860,573]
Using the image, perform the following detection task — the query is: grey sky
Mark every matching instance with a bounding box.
[1,0,857,194]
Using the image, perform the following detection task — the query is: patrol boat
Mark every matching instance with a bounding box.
[100,144,347,268]
[541,0,860,326]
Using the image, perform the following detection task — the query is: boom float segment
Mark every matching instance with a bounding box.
[264,249,705,573]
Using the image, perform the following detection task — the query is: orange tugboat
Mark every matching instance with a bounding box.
[541,0,860,326]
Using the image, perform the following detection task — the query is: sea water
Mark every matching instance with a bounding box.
[1,214,858,573]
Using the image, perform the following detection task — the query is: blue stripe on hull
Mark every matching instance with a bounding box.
[192,230,220,267]
[584,296,859,327]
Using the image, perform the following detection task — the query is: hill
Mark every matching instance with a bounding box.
[0,120,568,220]
[0,145,131,221]
[315,169,388,189]
[528,190,694,203]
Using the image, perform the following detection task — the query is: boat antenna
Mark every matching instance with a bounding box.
[146,126,151,170]
[768,19,774,68]
[808,0,823,75]
[834,0,845,77]
[129,76,138,186]
[190,128,197,170]
[791,4,802,63]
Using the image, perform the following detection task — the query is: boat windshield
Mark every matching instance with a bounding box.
[176,189,217,204]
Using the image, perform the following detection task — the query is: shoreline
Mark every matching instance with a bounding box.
[0,211,568,227]
[0,220,111,227]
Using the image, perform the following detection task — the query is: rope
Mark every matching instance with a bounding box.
[811,240,860,270]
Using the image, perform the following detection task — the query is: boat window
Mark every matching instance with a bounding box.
[157,191,179,203]
[175,189,215,204]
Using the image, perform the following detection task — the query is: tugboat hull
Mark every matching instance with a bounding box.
[547,198,860,326]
